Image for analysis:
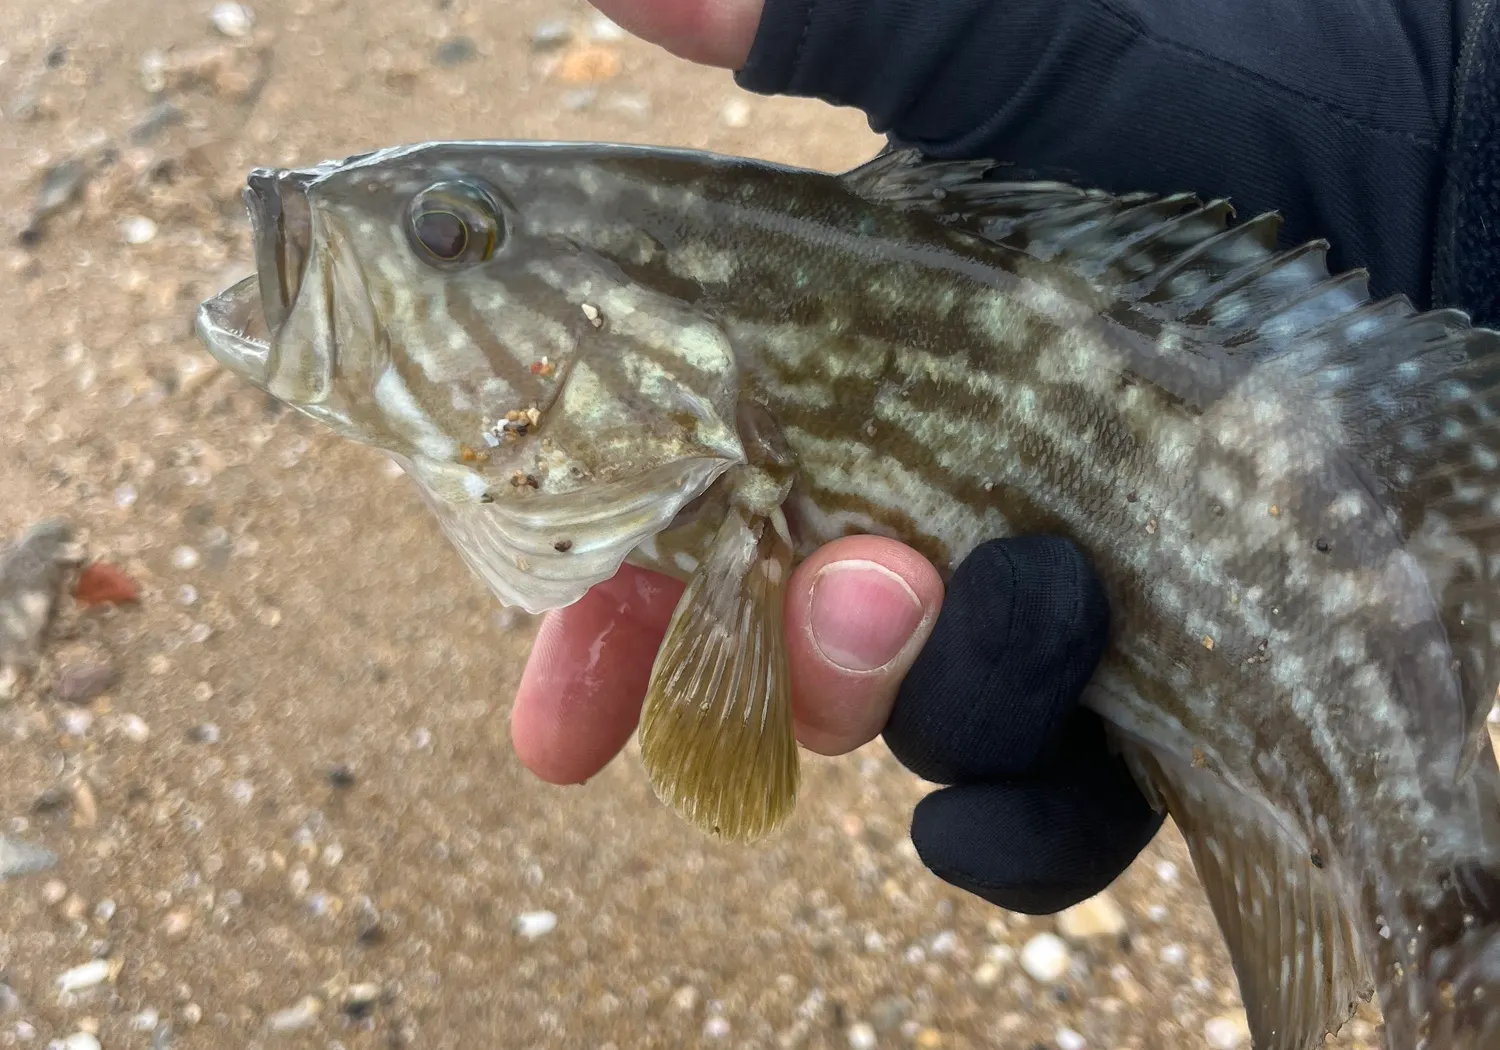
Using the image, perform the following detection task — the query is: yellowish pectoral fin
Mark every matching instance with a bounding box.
[1123,745,1375,1050]
[638,504,799,844]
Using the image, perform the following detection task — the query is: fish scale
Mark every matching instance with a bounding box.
[196,140,1500,1050]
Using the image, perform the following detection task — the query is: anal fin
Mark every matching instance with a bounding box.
[638,501,799,843]
[1124,745,1375,1050]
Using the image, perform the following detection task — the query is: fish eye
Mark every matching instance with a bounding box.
[405,181,503,267]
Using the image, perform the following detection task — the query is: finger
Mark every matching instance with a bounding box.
[785,535,944,756]
[883,535,1111,785]
[588,0,765,68]
[511,565,683,785]
[909,747,1165,915]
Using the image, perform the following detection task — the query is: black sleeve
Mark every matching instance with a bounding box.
[1433,0,1500,329]
[734,0,1474,316]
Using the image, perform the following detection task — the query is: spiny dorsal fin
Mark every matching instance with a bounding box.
[1122,743,1374,1050]
[844,147,1500,764]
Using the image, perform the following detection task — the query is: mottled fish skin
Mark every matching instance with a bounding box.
[195,140,1500,1050]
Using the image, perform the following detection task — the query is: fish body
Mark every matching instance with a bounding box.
[196,140,1500,1050]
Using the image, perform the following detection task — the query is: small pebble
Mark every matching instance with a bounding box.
[343,983,381,1019]
[721,98,751,128]
[55,661,119,705]
[514,910,557,940]
[162,908,193,939]
[114,484,138,508]
[531,19,572,51]
[93,899,116,923]
[702,1016,730,1039]
[1204,1013,1251,1049]
[1,835,59,880]
[1057,893,1127,941]
[42,880,68,904]
[1160,943,1187,966]
[266,996,321,1032]
[847,1022,877,1050]
[60,709,94,736]
[1155,860,1179,883]
[0,983,19,1013]
[1020,933,1071,984]
[119,714,150,742]
[670,986,698,1013]
[1056,1029,1086,1050]
[606,91,651,117]
[121,216,158,245]
[588,14,627,41]
[210,2,254,37]
[56,959,112,993]
[130,101,184,144]
[189,722,220,744]
[132,1010,160,1031]
[434,37,477,66]
[176,585,197,605]
[172,546,200,570]
[56,1034,100,1050]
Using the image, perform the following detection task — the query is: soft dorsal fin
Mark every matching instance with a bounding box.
[1122,743,1375,1050]
[844,148,1500,762]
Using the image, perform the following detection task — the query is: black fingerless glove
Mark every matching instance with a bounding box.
[882,536,1163,914]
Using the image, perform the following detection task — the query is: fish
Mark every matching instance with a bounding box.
[195,139,1500,1050]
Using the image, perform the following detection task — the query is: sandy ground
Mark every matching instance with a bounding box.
[0,1,1481,1048]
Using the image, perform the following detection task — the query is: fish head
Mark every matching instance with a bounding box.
[195,141,750,612]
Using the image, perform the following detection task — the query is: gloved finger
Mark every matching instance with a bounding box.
[883,535,1111,785]
[908,728,1165,914]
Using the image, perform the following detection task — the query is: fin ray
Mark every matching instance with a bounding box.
[843,147,1500,766]
[638,506,799,843]
[1123,744,1374,1050]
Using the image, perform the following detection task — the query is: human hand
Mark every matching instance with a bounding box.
[513,535,944,782]
[512,0,1166,912]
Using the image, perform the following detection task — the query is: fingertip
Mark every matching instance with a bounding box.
[785,536,943,756]
[511,566,683,785]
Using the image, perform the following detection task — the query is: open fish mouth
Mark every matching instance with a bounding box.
[245,166,320,334]
[194,163,341,392]
[195,272,272,387]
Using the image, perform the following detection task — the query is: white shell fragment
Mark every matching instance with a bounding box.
[513,910,557,939]
[56,958,112,993]
[0,835,58,880]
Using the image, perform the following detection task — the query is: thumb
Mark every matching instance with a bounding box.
[784,536,944,756]
[587,0,766,69]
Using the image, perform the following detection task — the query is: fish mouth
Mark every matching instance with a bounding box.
[195,166,321,390]
[197,161,374,405]
[195,272,272,386]
[245,166,318,335]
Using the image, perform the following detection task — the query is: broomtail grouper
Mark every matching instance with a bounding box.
[196,140,1500,1049]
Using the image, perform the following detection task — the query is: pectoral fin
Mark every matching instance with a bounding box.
[637,504,799,843]
[1124,745,1374,1050]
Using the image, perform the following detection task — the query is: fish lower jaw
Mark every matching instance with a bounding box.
[195,273,272,388]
